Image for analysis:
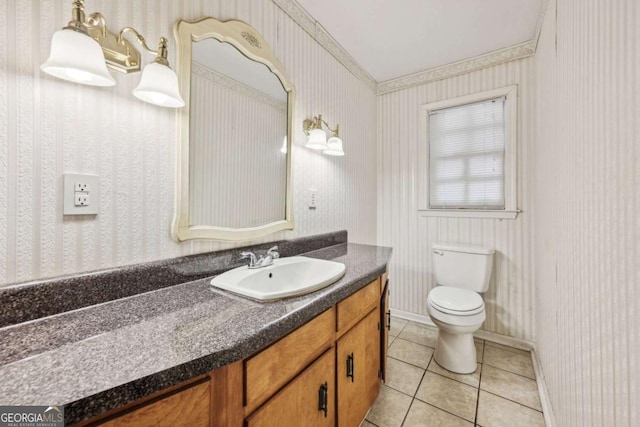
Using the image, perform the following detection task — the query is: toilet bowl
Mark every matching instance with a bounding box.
[427,244,494,374]
[427,286,485,373]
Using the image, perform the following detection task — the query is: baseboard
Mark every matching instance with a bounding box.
[531,348,556,427]
[391,308,556,426]
[390,309,534,351]
[390,308,433,326]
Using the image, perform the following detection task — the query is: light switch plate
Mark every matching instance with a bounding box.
[64,173,99,215]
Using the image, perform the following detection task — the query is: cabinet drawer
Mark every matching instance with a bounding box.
[336,279,380,335]
[246,349,335,427]
[245,308,335,413]
[98,381,209,427]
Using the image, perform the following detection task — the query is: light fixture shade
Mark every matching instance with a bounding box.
[41,29,116,87]
[305,128,327,150]
[324,136,344,156]
[132,62,185,108]
[280,136,288,154]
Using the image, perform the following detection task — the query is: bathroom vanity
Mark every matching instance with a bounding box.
[0,233,392,426]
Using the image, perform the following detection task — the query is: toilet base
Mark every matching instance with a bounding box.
[433,326,478,374]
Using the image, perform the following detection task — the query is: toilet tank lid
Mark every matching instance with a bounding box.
[432,243,495,255]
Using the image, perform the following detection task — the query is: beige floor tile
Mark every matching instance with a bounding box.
[484,341,531,356]
[366,385,413,427]
[385,357,425,396]
[480,365,542,411]
[476,340,485,363]
[415,372,478,422]
[388,338,434,369]
[403,399,473,427]
[483,346,535,379]
[389,317,408,337]
[476,391,545,427]
[359,420,377,427]
[428,358,481,388]
[388,335,397,348]
[409,320,437,330]
[398,323,438,348]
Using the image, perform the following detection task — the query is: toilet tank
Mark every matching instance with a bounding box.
[432,243,495,292]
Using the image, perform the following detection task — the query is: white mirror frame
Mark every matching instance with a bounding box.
[172,17,295,242]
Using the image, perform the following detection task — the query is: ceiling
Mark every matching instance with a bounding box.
[296,0,543,82]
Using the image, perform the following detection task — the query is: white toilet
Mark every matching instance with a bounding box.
[427,243,494,374]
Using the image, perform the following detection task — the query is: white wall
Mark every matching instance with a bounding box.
[533,0,639,425]
[377,58,536,341]
[0,0,377,285]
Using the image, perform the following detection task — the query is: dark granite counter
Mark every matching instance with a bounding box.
[0,241,391,425]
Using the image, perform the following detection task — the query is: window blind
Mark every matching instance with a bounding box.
[428,97,506,209]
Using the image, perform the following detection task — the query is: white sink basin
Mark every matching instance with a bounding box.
[210,256,346,301]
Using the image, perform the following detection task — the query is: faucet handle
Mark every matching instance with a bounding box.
[240,251,258,267]
[267,246,280,259]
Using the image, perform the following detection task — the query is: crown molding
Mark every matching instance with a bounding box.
[271,0,377,91]
[273,0,550,96]
[192,62,288,113]
[377,40,536,95]
[377,0,549,95]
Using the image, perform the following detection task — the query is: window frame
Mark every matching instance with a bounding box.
[418,85,519,219]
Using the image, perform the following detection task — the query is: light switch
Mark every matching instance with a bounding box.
[309,188,317,209]
[64,174,99,215]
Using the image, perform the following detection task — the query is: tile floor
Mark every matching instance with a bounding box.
[362,317,545,427]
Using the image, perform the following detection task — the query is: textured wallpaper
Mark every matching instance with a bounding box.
[377,57,536,341]
[533,0,639,424]
[0,0,377,285]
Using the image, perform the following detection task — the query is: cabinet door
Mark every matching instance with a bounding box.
[380,278,390,381]
[337,309,380,427]
[246,350,335,427]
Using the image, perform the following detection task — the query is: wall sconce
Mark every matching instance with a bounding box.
[302,115,344,156]
[41,0,184,108]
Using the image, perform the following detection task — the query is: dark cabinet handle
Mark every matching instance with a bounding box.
[318,382,328,417]
[346,352,355,382]
[386,311,391,330]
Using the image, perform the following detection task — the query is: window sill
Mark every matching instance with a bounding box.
[418,209,520,219]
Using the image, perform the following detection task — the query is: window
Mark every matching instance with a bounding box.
[418,86,518,219]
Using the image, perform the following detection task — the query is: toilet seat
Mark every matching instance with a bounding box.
[427,286,484,316]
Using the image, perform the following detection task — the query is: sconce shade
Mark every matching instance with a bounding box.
[280,136,288,154]
[305,128,328,150]
[41,29,116,87]
[324,136,344,156]
[132,62,185,108]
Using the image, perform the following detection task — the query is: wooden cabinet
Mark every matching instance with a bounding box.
[336,309,380,427]
[246,350,335,427]
[244,308,335,413]
[79,273,388,427]
[337,278,380,335]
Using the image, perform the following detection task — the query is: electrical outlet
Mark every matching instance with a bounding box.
[64,173,99,215]
[75,182,89,192]
[75,194,89,206]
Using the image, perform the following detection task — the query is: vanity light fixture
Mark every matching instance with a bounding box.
[41,0,184,108]
[302,115,344,156]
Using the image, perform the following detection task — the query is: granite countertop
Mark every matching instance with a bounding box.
[0,242,391,424]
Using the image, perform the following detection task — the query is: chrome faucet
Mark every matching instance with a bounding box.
[240,252,259,268]
[240,246,280,269]
[267,246,280,260]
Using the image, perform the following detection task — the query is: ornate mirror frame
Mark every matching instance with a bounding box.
[172,17,295,242]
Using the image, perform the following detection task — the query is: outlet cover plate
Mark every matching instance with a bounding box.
[64,173,99,215]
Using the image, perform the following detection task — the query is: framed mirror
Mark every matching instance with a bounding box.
[172,17,295,242]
